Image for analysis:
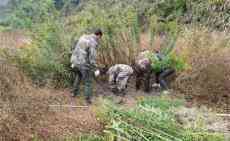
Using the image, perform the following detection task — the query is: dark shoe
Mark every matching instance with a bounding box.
[136,85,140,91]
[111,87,119,95]
[120,90,126,97]
[144,88,151,93]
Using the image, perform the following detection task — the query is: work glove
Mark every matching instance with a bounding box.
[71,64,75,68]
[152,83,161,89]
[94,69,100,77]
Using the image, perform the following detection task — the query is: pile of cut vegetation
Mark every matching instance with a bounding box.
[96,96,226,141]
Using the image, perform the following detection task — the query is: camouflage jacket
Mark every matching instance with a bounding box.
[70,34,98,70]
[107,64,134,79]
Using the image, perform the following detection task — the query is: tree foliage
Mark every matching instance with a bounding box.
[7,0,56,28]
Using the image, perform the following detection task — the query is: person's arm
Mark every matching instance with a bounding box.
[107,67,115,84]
[70,42,80,68]
[87,46,97,70]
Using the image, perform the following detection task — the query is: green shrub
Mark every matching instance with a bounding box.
[147,20,187,73]
[7,0,57,29]
[3,0,144,86]
[149,51,187,73]
[13,21,73,87]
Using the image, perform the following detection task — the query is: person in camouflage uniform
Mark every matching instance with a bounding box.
[134,50,152,92]
[70,29,102,104]
[134,49,175,94]
[107,64,134,95]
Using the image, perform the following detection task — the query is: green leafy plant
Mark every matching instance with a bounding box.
[149,51,187,73]
[12,21,73,87]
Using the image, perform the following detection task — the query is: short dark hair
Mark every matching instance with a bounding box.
[94,29,103,36]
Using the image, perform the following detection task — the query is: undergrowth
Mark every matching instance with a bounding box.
[34,135,105,141]
[95,96,225,141]
[173,27,230,111]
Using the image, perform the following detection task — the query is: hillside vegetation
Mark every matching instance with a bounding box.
[0,0,229,140]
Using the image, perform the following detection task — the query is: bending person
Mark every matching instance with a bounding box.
[107,64,133,95]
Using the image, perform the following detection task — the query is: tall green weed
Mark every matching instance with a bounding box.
[14,21,73,87]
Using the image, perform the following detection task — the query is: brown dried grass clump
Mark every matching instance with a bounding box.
[0,31,32,49]
[97,33,159,67]
[0,61,104,140]
[0,61,51,141]
[174,28,230,111]
[97,32,140,67]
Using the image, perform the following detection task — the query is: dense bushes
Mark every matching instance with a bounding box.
[7,0,57,29]
[3,0,145,86]
[15,22,73,87]
[63,0,230,31]
[0,0,73,87]
[2,0,229,88]
[65,4,142,65]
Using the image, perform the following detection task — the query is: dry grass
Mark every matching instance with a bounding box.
[97,32,162,67]
[173,27,230,112]
[97,32,139,66]
[0,61,103,141]
[0,31,31,49]
[0,60,54,140]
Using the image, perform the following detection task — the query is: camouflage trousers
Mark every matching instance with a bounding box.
[72,67,94,99]
[109,73,130,94]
